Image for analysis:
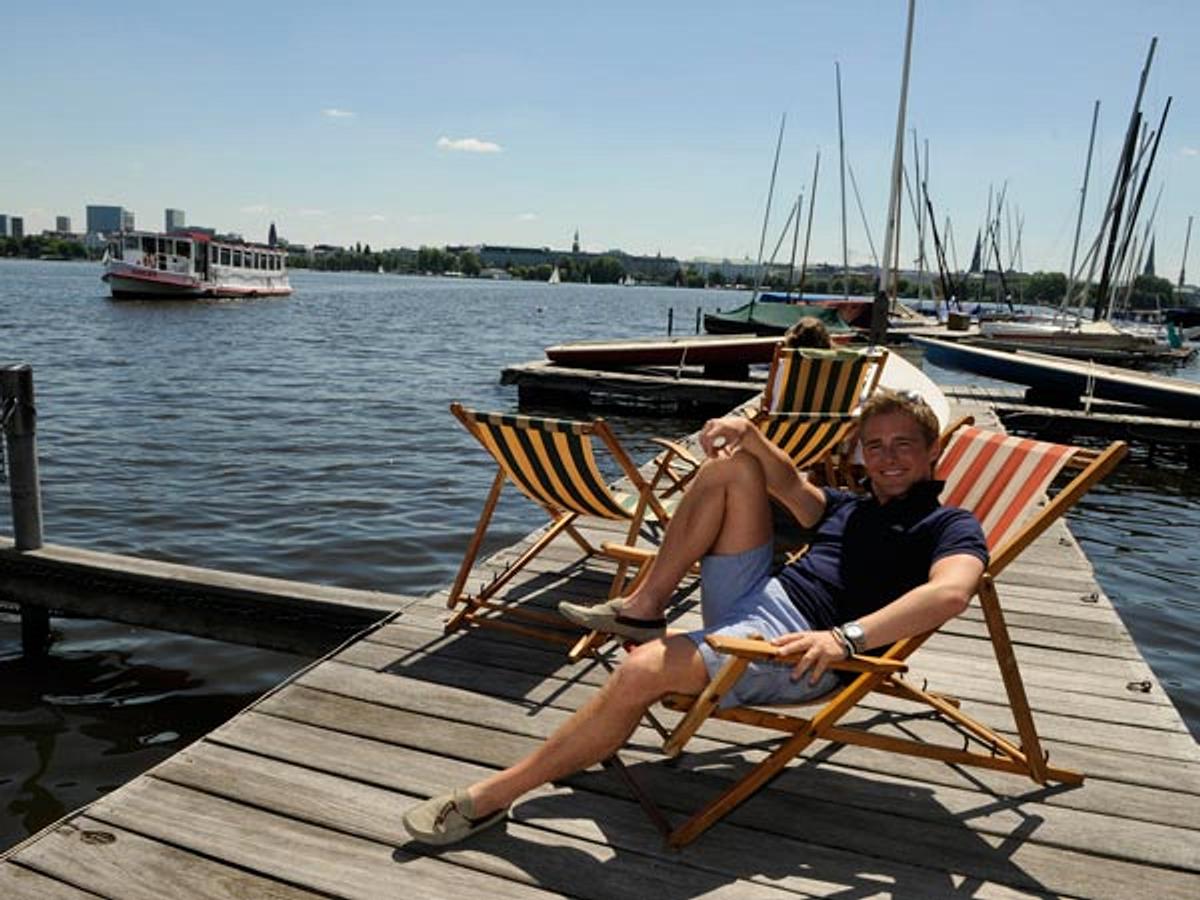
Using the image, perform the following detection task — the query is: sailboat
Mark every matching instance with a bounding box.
[548,265,561,284]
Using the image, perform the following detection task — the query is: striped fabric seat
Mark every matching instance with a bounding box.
[446,403,671,646]
[756,411,859,470]
[937,425,1076,553]
[764,347,880,414]
[460,409,642,520]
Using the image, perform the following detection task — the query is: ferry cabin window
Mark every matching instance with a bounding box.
[142,236,155,254]
[233,250,243,267]
[220,247,231,266]
[177,242,190,259]
[124,235,140,252]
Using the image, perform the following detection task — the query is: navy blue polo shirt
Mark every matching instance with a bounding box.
[775,480,989,629]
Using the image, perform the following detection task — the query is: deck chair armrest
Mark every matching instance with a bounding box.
[703,634,907,674]
[650,437,701,468]
[598,541,657,564]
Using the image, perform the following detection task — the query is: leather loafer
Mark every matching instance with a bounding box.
[558,598,667,643]
[403,787,508,846]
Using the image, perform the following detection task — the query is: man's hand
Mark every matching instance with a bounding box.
[699,416,751,458]
[771,630,847,684]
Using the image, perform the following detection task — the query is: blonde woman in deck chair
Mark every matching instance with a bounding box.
[403,388,987,846]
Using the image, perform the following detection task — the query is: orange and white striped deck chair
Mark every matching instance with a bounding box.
[626,422,1126,848]
[446,403,674,645]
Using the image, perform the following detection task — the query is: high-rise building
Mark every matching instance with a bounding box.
[165,208,185,231]
[86,205,126,235]
[56,216,71,233]
[121,210,134,231]
[11,217,24,239]
[0,215,8,237]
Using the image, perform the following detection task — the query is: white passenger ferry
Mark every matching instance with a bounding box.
[102,230,292,299]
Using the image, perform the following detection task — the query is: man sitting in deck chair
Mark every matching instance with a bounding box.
[403,388,988,845]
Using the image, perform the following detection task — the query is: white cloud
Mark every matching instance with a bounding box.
[437,136,502,154]
[1181,146,1200,157]
[240,204,269,214]
[299,208,327,217]
[367,213,387,222]
[322,108,355,119]
[516,212,538,221]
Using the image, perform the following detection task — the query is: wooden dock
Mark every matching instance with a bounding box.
[2,401,1198,898]
[501,360,764,414]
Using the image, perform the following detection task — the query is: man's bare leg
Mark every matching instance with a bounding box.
[464,452,772,817]
[467,633,709,817]
[619,449,772,620]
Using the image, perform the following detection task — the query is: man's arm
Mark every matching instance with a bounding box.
[699,415,827,527]
[772,552,985,683]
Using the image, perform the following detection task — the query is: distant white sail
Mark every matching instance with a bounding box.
[548,265,561,284]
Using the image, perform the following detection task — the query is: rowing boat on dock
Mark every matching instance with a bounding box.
[545,335,784,368]
[912,335,1200,418]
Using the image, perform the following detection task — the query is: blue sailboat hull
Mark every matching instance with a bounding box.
[912,336,1200,418]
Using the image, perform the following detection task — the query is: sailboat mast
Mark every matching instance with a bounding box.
[1179,215,1194,293]
[1095,37,1157,321]
[1064,100,1101,311]
[870,0,916,345]
[798,150,821,301]
[749,112,787,316]
[836,62,850,301]
[786,190,804,293]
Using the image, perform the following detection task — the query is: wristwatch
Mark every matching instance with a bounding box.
[840,621,867,654]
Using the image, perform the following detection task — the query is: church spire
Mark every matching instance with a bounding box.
[572,229,580,254]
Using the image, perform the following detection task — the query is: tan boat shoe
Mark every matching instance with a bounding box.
[558,598,667,643]
[402,787,508,846]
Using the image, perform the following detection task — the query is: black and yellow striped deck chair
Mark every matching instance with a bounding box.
[446,403,673,645]
[756,346,887,476]
[648,346,888,500]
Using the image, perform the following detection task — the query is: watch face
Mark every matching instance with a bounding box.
[844,622,865,649]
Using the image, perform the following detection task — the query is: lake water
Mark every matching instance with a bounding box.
[0,259,1196,850]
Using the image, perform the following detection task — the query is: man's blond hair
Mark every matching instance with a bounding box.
[859,388,939,447]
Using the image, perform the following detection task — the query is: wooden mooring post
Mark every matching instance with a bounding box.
[1,364,48,655]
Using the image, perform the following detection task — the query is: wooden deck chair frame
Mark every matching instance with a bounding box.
[446,403,672,647]
[622,422,1127,848]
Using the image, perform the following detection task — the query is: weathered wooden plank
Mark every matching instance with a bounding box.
[299,652,1200,796]
[222,701,1200,898]
[85,778,558,900]
[11,817,319,900]
[365,617,1186,735]
[342,630,1198,763]
[248,684,1200,839]
[0,862,102,899]
[154,739,813,899]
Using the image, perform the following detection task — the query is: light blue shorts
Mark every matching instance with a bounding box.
[685,541,841,708]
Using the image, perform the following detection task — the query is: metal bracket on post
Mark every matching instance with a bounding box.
[1,364,49,655]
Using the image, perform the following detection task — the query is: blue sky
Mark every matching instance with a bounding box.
[3,1,1199,274]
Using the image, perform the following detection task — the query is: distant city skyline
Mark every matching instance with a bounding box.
[4,2,1200,277]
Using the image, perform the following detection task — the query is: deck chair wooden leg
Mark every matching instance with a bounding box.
[979,575,1055,784]
[667,671,886,848]
[602,754,673,841]
[663,656,752,757]
[447,469,507,609]
[445,512,579,634]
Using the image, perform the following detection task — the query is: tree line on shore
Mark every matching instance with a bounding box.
[2,234,1182,309]
[0,235,92,260]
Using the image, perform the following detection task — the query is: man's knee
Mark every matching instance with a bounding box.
[700,449,766,493]
[610,638,706,705]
